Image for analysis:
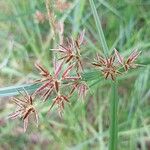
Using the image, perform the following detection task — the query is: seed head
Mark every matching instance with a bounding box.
[48,94,70,116]
[114,48,141,71]
[34,60,79,101]
[93,54,121,80]
[52,30,85,73]
[8,90,38,132]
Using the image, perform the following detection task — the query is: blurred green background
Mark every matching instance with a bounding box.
[0,0,150,149]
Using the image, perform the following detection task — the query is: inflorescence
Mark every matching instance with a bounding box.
[8,30,141,132]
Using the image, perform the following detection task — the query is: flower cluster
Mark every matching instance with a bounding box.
[52,29,85,73]
[8,90,38,132]
[9,31,88,131]
[92,49,141,80]
[8,29,141,132]
[34,30,88,115]
[35,1,71,24]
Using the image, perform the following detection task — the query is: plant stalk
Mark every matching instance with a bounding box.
[89,0,118,149]
[109,81,118,150]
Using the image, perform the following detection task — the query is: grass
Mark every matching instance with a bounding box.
[89,0,109,56]
[0,0,150,150]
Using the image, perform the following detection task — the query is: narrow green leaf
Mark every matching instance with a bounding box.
[73,0,86,37]
[0,68,142,98]
[89,0,109,56]
[0,83,40,97]
[98,0,121,19]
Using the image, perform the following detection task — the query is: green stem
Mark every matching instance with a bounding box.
[89,0,118,149]
[109,81,118,150]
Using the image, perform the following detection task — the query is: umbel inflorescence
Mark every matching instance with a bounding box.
[8,30,88,132]
[8,31,141,132]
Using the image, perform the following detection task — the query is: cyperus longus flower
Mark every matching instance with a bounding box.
[92,54,121,80]
[8,90,38,132]
[69,81,88,100]
[93,48,141,81]
[52,30,85,72]
[49,94,70,116]
[34,60,80,100]
[114,48,141,71]
[34,59,86,115]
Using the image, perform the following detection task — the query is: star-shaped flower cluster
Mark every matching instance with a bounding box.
[8,90,38,132]
[8,31,88,132]
[33,30,88,116]
[8,30,141,132]
[93,49,141,80]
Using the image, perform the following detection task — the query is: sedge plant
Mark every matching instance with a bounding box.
[0,0,143,149]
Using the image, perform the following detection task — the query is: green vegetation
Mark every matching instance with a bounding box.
[0,0,149,149]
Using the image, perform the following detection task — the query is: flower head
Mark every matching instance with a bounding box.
[114,48,141,71]
[8,90,38,132]
[92,54,121,80]
[49,94,70,116]
[34,60,80,101]
[34,63,54,101]
[52,30,85,73]
[92,49,141,81]
[69,81,88,100]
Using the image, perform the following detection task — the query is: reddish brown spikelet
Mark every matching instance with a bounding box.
[42,88,53,102]
[114,48,124,65]
[34,63,55,99]
[126,50,141,69]
[35,63,51,80]
[69,80,88,99]
[75,29,85,49]
[92,54,106,67]
[77,82,88,99]
[48,95,70,116]
[53,59,64,78]
[62,64,75,79]
[54,80,59,93]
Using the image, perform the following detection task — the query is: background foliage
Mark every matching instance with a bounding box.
[0,0,150,149]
